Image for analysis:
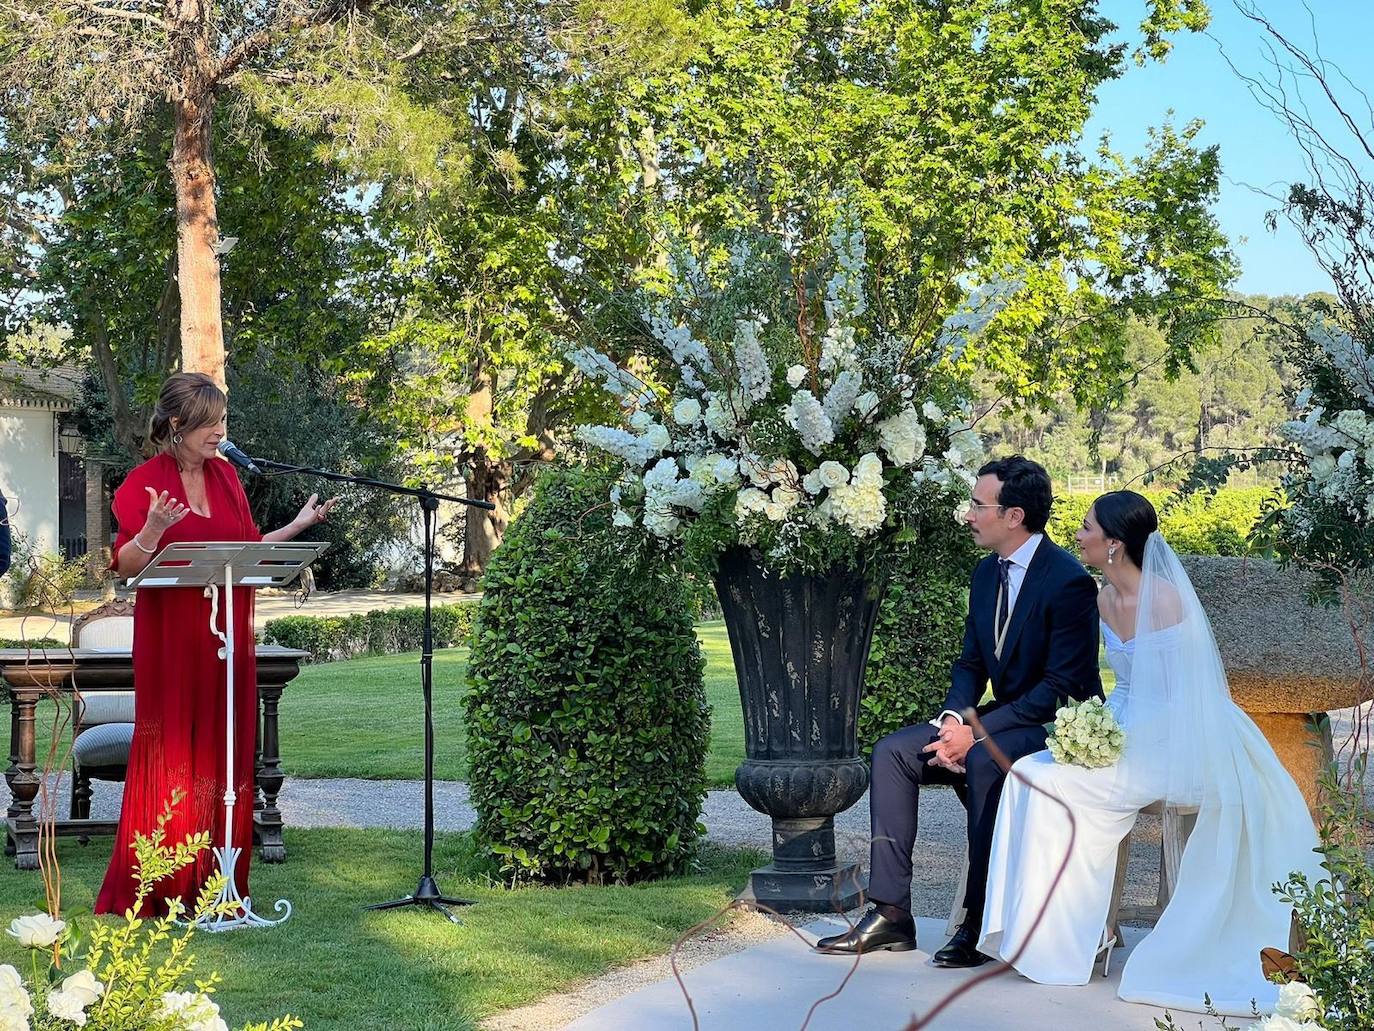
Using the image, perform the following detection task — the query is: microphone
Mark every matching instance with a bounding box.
[217,438,263,476]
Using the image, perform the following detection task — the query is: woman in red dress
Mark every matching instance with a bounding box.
[95,373,335,917]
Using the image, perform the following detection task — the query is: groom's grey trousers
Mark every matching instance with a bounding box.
[867,721,1049,926]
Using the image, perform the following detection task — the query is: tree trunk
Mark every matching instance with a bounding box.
[170,90,225,387]
[459,451,512,587]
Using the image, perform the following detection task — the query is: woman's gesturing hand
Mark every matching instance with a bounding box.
[142,486,191,538]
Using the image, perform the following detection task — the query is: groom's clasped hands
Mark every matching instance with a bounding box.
[924,717,974,774]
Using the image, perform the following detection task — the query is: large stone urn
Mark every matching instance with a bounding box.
[713,547,883,912]
[1182,556,1371,818]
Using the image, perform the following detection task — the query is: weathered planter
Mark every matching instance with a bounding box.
[1181,556,1371,818]
[713,547,883,912]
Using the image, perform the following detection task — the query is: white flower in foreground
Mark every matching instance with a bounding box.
[786,365,808,388]
[47,988,89,1025]
[672,397,702,425]
[802,470,824,495]
[8,913,64,949]
[58,971,103,1007]
[735,487,771,523]
[157,990,228,1031]
[711,455,741,488]
[823,369,863,424]
[922,400,944,422]
[640,423,671,454]
[0,963,31,1020]
[627,409,654,431]
[817,461,850,490]
[1274,982,1322,1022]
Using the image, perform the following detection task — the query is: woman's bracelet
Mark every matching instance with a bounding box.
[130,533,158,554]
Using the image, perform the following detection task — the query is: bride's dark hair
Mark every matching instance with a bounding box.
[1092,490,1158,568]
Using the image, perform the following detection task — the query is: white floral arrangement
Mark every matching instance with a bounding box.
[1281,324,1374,517]
[569,207,1007,573]
[0,795,301,1031]
[1245,981,1326,1031]
[1045,698,1125,769]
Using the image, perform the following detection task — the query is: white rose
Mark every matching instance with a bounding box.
[786,365,808,388]
[47,988,88,1025]
[763,500,787,521]
[1274,982,1322,1021]
[640,423,671,453]
[818,461,850,489]
[8,913,65,949]
[627,409,654,431]
[672,398,702,425]
[59,971,103,1008]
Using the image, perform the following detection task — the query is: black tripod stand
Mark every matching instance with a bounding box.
[253,457,493,922]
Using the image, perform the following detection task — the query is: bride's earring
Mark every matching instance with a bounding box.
[1107,544,1117,565]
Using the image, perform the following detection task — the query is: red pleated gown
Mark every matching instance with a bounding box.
[95,453,262,917]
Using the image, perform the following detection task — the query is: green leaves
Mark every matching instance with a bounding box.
[464,465,710,885]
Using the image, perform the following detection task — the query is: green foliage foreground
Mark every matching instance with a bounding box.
[0,832,762,1031]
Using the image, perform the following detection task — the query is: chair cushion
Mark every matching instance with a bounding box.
[72,722,134,768]
[77,692,135,726]
[75,616,134,651]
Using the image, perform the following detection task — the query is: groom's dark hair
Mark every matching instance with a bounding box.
[977,456,1053,532]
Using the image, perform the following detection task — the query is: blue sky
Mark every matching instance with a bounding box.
[1087,1,1372,297]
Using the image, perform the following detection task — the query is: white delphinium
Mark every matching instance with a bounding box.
[568,346,655,406]
[829,452,887,535]
[672,397,702,426]
[734,319,772,402]
[819,323,859,375]
[823,209,867,324]
[786,365,808,388]
[1046,699,1124,768]
[1314,324,1374,404]
[877,405,927,467]
[930,277,1020,363]
[823,369,863,424]
[784,390,835,454]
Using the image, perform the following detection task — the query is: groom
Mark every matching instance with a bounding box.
[816,456,1102,965]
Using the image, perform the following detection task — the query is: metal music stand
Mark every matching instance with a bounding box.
[126,540,328,932]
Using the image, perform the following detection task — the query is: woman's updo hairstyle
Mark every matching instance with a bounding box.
[1092,490,1158,569]
[147,372,226,455]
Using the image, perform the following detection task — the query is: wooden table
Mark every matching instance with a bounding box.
[2,646,307,871]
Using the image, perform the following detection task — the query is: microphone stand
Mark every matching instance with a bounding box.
[252,456,495,922]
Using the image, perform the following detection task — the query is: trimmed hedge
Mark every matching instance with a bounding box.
[860,512,982,750]
[260,602,478,663]
[0,638,64,650]
[1046,487,1273,557]
[465,465,710,885]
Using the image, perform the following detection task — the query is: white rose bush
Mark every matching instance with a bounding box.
[571,207,1007,575]
[1044,698,1125,769]
[0,794,300,1031]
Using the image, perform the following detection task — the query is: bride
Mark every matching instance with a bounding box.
[977,490,1323,1014]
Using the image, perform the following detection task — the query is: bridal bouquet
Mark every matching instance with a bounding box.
[1046,698,1125,769]
[569,205,1011,575]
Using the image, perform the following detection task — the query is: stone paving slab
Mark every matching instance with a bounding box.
[562,916,1165,1031]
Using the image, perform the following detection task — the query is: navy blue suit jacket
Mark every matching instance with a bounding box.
[941,536,1102,737]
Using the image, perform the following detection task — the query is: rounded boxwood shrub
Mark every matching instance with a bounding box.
[465,465,710,885]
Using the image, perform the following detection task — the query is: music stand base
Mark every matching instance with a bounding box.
[366,875,474,923]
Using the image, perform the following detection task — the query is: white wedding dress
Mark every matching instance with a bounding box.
[978,533,1323,1015]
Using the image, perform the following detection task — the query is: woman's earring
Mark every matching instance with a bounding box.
[172,432,183,446]
[1107,545,1116,565]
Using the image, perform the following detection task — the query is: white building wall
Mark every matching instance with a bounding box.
[0,405,60,555]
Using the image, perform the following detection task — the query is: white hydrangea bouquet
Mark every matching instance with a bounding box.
[0,794,301,1031]
[569,206,1009,574]
[1045,698,1125,769]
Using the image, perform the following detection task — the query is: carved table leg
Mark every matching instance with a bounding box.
[6,690,40,870]
[255,681,286,863]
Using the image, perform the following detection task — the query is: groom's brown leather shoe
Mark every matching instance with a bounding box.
[931,922,992,968]
[813,906,917,954]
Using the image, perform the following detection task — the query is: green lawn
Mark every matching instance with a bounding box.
[1,831,763,1031]
[279,621,1113,788]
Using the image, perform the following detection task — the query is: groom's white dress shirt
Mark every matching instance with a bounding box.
[933,532,1044,729]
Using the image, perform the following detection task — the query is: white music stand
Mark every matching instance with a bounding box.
[126,540,328,931]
